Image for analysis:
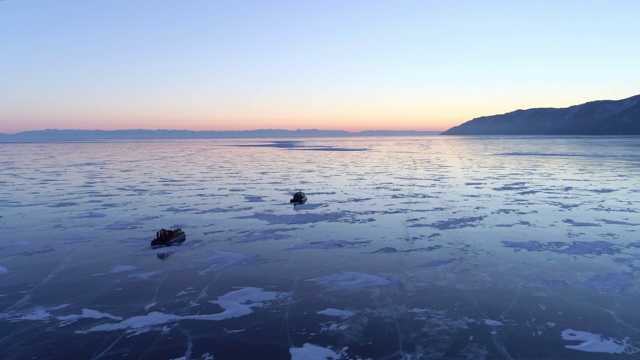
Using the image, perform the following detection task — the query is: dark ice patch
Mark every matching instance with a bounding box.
[165,206,198,213]
[492,182,528,191]
[502,240,619,256]
[559,241,619,255]
[74,212,107,219]
[236,141,368,151]
[136,215,162,221]
[417,258,457,267]
[532,275,569,288]
[598,218,640,226]
[11,247,56,256]
[284,240,371,250]
[584,272,634,295]
[104,221,144,230]
[238,212,348,225]
[372,245,441,254]
[587,188,617,194]
[373,247,397,254]
[548,201,580,210]
[412,216,486,230]
[502,241,550,252]
[49,202,78,207]
[563,219,600,227]
[197,206,253,214]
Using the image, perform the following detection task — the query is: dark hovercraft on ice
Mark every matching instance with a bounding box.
[151,227,186,248]
[290,191,307,204]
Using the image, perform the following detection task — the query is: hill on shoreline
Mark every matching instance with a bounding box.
[441,94,640,135]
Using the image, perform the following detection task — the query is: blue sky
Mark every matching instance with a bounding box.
[1,0,639,133]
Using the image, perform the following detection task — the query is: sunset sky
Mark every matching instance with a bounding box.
[2,1,639,134]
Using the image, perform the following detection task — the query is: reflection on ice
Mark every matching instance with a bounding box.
[283,240,371,251]
[108,265,138,274]
[197,251,255,275]
[236,140,368,152]
[309,271,391,287]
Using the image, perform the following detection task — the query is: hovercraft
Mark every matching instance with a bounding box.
[151,227,186,248]
[290,191,307,204]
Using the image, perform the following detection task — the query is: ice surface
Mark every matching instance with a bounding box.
[1,136,640,359]
[309,271,391,287]
[197,251,255,275]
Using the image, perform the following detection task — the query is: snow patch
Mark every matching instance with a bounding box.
[290,343,346,360]
[80,287,288,334]
[317,308,356,318]
[284,240,370,251]
[128,271,162,280]
[484,319,504,326]
[561,329,638,354]
[109,265,139,274]
[1,304,69,322]
[58,308,123,326]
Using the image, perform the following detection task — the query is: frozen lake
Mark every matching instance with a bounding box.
[1,136,639,359]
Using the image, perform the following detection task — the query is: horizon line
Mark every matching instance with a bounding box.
[1,128,445,136]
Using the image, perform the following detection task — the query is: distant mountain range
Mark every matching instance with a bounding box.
[441,94,640,135]
[5,94,639,139]
[0,129,440,141]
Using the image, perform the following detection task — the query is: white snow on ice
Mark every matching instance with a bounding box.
[80,287,287,333]
[317,308,356,318]
[290,343,345,360]
[484,319,504,326]
[561,329,639,354]
[58,308,123,326]
[108,265,139,274]
[1,304,69,322]
[128,271,162,280]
